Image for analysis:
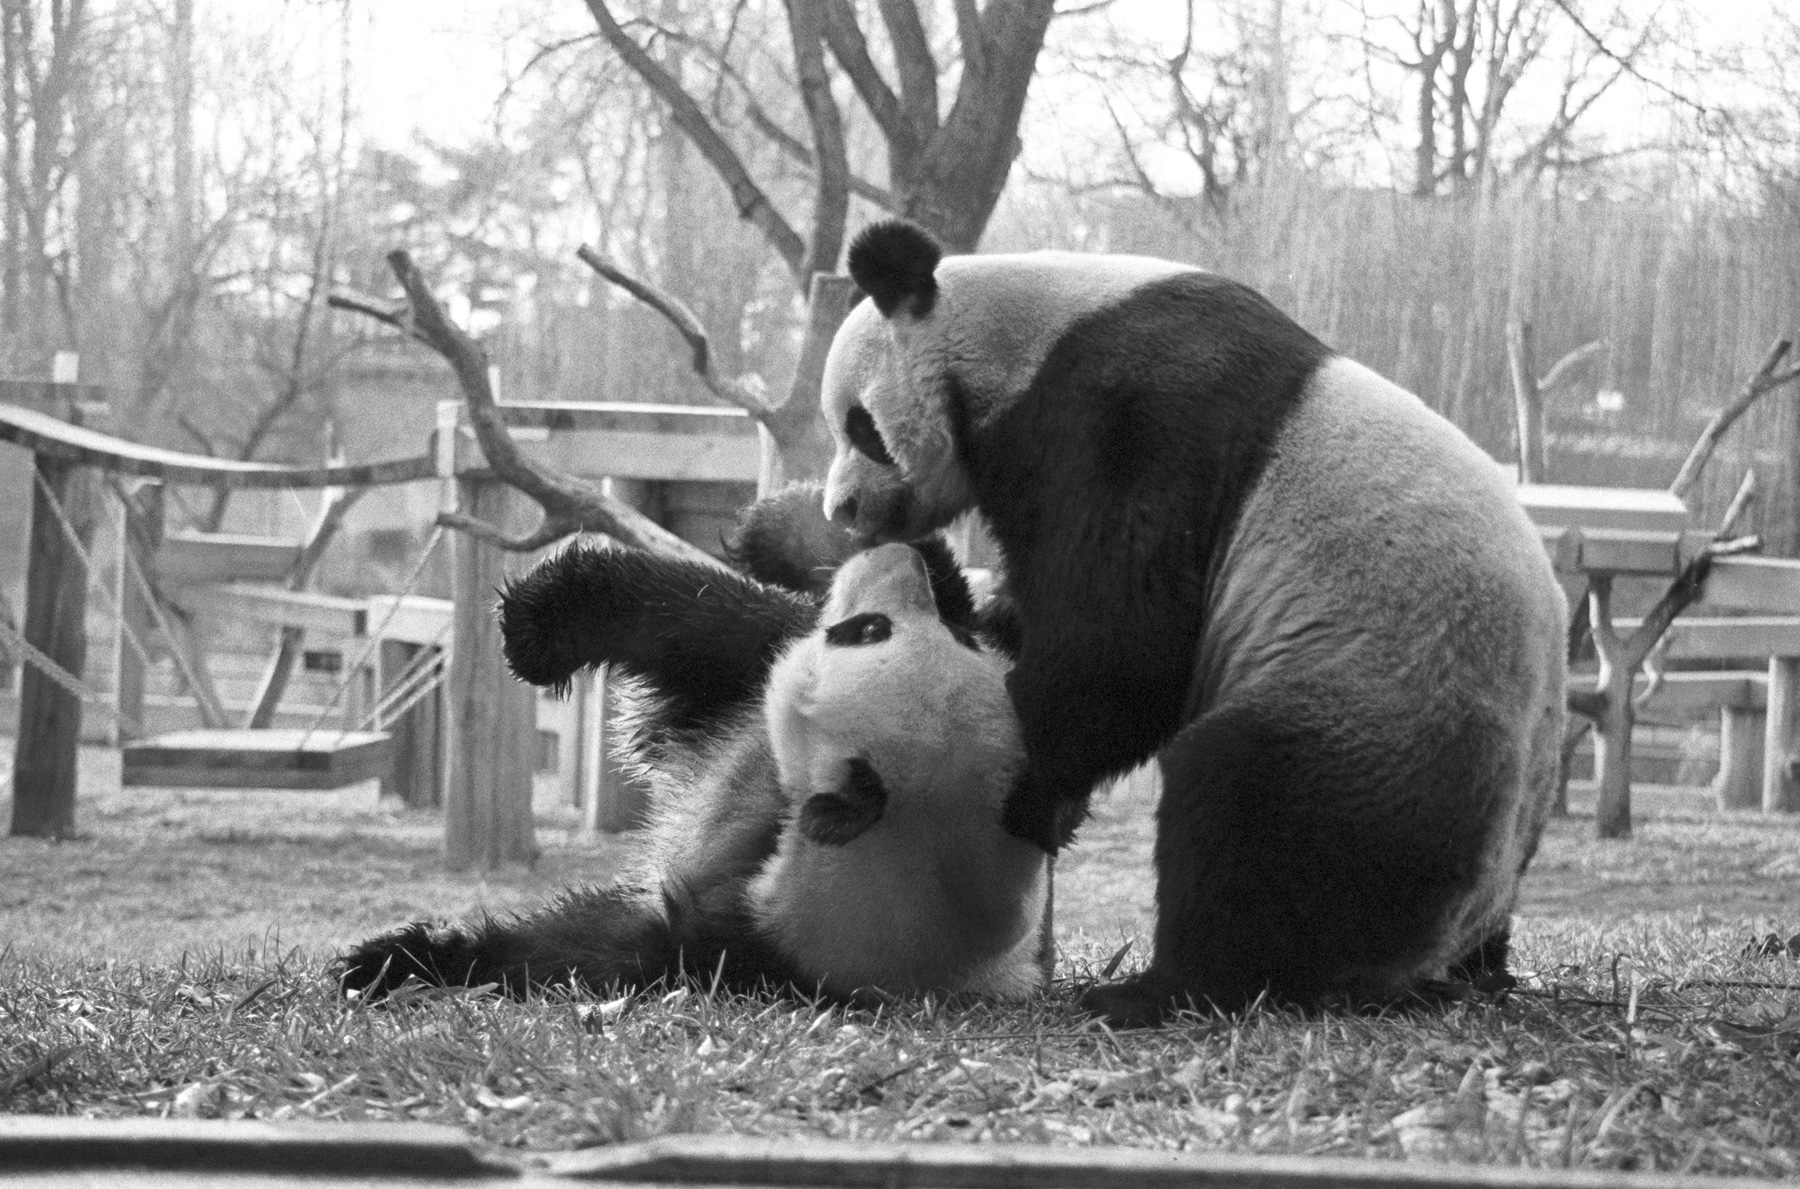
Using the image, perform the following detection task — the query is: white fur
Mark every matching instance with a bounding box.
[748,545,1047,1000]
[823,250,1192,540]
[1199,357,1567,984]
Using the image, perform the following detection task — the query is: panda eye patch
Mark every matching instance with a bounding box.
[844,405,896,466]
[825,612,893,647]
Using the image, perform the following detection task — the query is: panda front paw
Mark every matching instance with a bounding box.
[336,922,463,1001]
[1000,781,1067,855]
[798,758,889,846]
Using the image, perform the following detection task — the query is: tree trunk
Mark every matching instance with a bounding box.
[760,273,856,491]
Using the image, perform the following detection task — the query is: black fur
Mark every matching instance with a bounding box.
[725,483,862,596]
[726,482,978,634]
[951,271,1328,851]
[848,221,941,317]
[498,546,812,738]
[798,758,889,846]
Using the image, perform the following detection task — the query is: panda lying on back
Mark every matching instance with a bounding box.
[338,499,1047,1003]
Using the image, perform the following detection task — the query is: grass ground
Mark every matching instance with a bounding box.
[1,746,1797,1177]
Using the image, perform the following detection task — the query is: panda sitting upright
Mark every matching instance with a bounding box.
[338,498,1047,1003]
[817,220,1569,1024]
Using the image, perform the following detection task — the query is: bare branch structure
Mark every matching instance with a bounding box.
[1669,338,1800,502]
[1562,339,1800,838]
[330,250,720,564]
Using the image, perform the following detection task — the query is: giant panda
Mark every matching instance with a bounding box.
[819,219,1569,1025]
[337,507,1048,1004]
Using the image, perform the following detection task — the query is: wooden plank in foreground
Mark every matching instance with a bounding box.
[0,1117,503,1178]
[122,729,393,790]
[551,1135,1787,1189]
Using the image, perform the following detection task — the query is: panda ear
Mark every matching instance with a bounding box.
[847,220,941,318]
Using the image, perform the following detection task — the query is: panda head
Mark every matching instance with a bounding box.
[763,542,1016,847]
[820,223,957,545]
[821,219,1192,544]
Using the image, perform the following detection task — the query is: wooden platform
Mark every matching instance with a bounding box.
[1,1121,1785,1188]
[122,729,393,790]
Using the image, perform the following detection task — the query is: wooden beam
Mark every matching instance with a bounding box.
[1517,483,1688,533]
[154,532,304,587]
[364,595,453,647]
[492,400,752,432]
[1614,616,1800,660]
[1766,657,1800,813]
[437,402,763,484]
[551,1133,1777,1189]
[0,402,435,489]
[1630,670,1766,711]
[122,729,393,790]
[171,584,366,638]
[444,477,536,869]
[9,455,97,839]
[0,1116,493,1178]
[114,482,164,741]
[1699,555,1800,614]
[1717,705,1765,810]
[527,430,762,483]
[1535,526,1711,577]
[376,640,442,808]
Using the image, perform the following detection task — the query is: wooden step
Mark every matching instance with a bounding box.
[122,728,392,790]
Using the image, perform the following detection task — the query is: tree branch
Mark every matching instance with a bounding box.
[1547,0,1707,119]
[741,98,896,209]
[878,0,940,142]
[575,243,772,416]
[1718,469,1757,538]
[954,0,987,78]
[334,250,724,565]
[783,0,849,279]
[1538,339,1606,392]
[817,0,910,151]
[1669,338,1800,501]
[582,0,808,281]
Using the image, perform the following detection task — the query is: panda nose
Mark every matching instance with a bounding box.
[828,495,859,528]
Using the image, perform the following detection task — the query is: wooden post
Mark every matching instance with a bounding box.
[1507,321,1545,485]
[1587,577,1633,839]
[444,477,537,868]
[377,639,442,808]
[1715,704,1765,811]
[10,453,97,838]
[115,482,164,740]
[1764,656,1800,814]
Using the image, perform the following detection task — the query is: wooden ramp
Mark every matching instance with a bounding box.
[122,729,393,790]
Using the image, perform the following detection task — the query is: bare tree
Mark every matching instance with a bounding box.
[567,0,1057,494]
[1,0,93,370]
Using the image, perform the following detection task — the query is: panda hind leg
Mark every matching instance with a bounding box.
[1081,698,1493,1026]
[1446,925,1518,993]
[336,883,682,1001]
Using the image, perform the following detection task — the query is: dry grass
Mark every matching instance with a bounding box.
[1,747,1797,1176]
